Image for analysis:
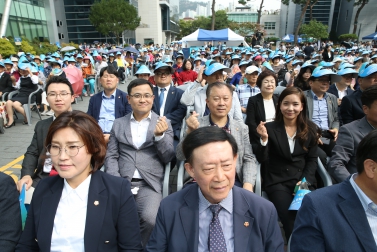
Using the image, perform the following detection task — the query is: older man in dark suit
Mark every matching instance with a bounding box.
[0,173,21,252]
[16,76,74,192]
[105,78,175,247]
[152,63,186,147]
[87,65,132,143]
[329,86,377,183]
[291,129,377,252]
[146,127,284,251]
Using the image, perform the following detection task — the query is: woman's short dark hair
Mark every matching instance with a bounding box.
[127,78,153,94]
[256,70,277,88]
[182,126,238,164]
[45,76,74,95]
[100,65,119,78]
[356,130,377,174]
[182,59,194,71]
[206,82,233,98]
[275,87,319,150]
[44,111,106,172]
[361,85,377,107]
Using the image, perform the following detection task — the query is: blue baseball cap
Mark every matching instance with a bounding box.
[164,57,174,64]
[193,57,202,62]
[135,65,151,75]
[116,51,122,55]
[339,62,355,70]
[359,63,377,78]
[262,62,274,72]
[18,62,30,71]
[3,58,13,65]
[63,56,70,62]
[311,66,336,80]
[68,57,76,62]
[204,63,230,76]
[353,57,363,63]
[292,60,303,66]
[239,60,249,67]
[154,62,174,74]
[30,65,39,73]
[231,55,241,60]
[0,62,4,68]
[40,54,46,61]
[301,62,314,69]
[337,67,358,78]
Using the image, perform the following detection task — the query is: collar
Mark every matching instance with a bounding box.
[310,90,327,100]
[350,174,374,212]
[102,89,116,99]
[198,187,233,214]
[209,114,230,133]
[62,174,92,202]
[131,111,152,122]
[156,84,170,93]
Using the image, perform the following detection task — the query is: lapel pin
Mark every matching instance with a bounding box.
[118,96,120,99]
[105,241,110,243]
[94,201,99,206]
[172,91,174,94]
[244,222,249,227]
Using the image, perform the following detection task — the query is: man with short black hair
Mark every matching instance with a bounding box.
[146,126,284,251]
[291,129,377,252]
[87,65,131,143]
[329,85,377,183]
[17,76,75,192]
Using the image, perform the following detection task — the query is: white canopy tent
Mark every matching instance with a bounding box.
[181,28,249,47]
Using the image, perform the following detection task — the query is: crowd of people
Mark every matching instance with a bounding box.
[0,37,377,252]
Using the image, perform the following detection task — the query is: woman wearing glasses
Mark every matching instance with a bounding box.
[16,111,142,252]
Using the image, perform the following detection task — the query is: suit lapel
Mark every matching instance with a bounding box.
[114,89,121,118]
[164,87,175,114]
[338,181,377,252]
[179,185,199,252]
[233,187,253,251]
[84,172,108,252]
[306,92,314,119]
[256,95,265,121]
[124,114,134,146]
[359,117,374,136]
[37,177,64,250]
[96,94,103,121]
[356,90,363,108]
[326,95,334,123]
[274,122,292,160]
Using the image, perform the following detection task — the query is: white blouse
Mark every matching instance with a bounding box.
[263,99,276,122]
[50,175,92,252]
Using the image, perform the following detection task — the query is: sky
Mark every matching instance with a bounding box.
[189,0,282,11]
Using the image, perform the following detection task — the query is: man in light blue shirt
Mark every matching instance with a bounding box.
[291,129,377,252]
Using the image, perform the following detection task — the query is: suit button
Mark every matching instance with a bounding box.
[105,241,110,244]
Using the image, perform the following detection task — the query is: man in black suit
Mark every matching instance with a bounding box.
[340,64,377,125]
[16,76,75,192]
[0,62,14,99]
[152,62,186,147]
[87,65,132,143]
[0,172,21,252]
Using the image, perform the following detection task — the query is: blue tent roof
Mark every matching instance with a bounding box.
[197,29,229,41]
[282,34,302,43]
[362,32,377,40]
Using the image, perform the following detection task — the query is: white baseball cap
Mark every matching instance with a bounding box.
[245,65,260,74]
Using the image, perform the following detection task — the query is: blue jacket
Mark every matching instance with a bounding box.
[87,89,132,123]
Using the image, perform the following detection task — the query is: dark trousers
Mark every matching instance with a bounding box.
[265,183,297,241]
[118,67,125,80]
[319,130,336,157]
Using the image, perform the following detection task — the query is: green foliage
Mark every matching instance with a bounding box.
[229,22,264,37]
[89,0,141,44]
[209,10,229,30]
[300,19,329,40]
[265,37,280,42]
[282,0,308,5]
[0,39,17,58]
[339,33,358,41]
[20,38,36,55]
[37,43,58,55]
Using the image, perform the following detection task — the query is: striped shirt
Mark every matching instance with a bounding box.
[350,174,377,245]
[236,84,260,109]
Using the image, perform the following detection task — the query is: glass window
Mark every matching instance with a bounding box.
[23,22,32,38]
[10,20,20,37]
[40,7,46,20]
[264,22,276,30]
[19,3,29,18]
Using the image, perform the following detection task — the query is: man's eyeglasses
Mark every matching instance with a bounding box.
[314,79,330,84]
[129,93,154,99]
[155,72,170,77]
[47,92,71,99]
[46,144,85,157]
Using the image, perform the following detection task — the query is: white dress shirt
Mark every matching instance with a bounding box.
[158,84,170,116]
[50,175,92,252]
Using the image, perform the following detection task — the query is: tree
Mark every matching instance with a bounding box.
[309,0,319,20]
[238,0,264,24]
[210,10,229,30]
[211,0,216,30]
[0,38,17,58]
[282,0,311,44]
[20,37,36,55]
[339,33,358,41]
[347,0,369,34]
[300,19,329,40]
[89,0,140,45]
[229,22,264,37]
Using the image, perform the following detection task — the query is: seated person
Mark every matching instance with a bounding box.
[152,63,186,147]
[246,70,279,150]
[4,63,38,128]
[16,111,142,251]
[105,78,175,247]
[81,56,95,96]
[291,129,377,252]
[146,127,284,251]
[180,62,243,121]
[341,64,377,124]
[176,82,258,192]
[0,61,14,99]
[236,65,261,119]
[256,87,319,241]
[16,76,74,192]
[305,67,339,157]
[135,65,151,81]
[87,65,132,143]
[329,85,377,183]
[176,59,198,85]
[0,173,21,252]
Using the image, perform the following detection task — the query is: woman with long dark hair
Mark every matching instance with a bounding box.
[293,63,315,91]
[256,87,319,241]
[176,59,198,85]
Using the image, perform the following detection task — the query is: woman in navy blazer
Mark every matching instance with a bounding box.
[16,111,142,252]
[256,87,319,241]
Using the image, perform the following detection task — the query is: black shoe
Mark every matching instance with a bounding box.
[22,121,28,125]
[4,121,15,128]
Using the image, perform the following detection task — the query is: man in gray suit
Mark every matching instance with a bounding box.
[305,68,339,157]
[329,86,377,183]
[180,62,243,121]
[16,76,75,192]
[177,82,257,192]
[105,78,175,247]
